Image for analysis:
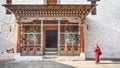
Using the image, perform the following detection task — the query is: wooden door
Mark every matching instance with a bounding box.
[46,30,58,48]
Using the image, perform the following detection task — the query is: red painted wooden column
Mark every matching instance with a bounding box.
[80,20,85,53]
[16,20,21,53]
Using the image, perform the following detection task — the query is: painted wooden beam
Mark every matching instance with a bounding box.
[22,24,79,26]
[3,5,95,17]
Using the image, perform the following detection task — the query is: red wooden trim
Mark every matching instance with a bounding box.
[60,44,79,46]
[22,24,41,26]
[22,24,79,26]
[80,24,84,53]
[44,24,58,26]
[60,24,79,26]
[17,24,20,53]
[21,44,41,46]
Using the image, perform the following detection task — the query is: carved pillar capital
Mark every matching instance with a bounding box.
[16,16,21,24]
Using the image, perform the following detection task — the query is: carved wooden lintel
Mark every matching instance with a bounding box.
[3,5,95,18]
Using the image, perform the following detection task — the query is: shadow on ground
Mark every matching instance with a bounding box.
[99,62,120,64]
[0,61,75,68]
[100,60,120,64]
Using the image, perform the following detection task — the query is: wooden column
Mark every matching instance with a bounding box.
[16,20,21,53]
[80,20,85,53]
[58,20,60,55]
[41,20,43,55]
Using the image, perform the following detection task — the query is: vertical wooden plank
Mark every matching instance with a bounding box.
[79,22,81,53]
[58,20,60,55]
[80,20,85,53]
[17,23,20,53]
[41,20,43,55]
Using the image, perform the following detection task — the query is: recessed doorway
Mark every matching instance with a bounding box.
[46,30,58,48]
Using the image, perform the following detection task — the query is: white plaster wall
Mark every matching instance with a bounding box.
[0,1,17,59]
[61,0,90,4]
[0,0,44,4]
[85,0,120,59]
[12,0,44,4]
[0,0,120,59]
[0,2,17,52]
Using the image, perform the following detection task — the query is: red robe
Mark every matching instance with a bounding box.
[94,46,102,63]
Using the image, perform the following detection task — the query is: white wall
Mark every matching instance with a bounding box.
[0,1,17,53]
[61,0,90,4]
[85,0,120,59]
[12,0,44,4]
[0,0,120,59]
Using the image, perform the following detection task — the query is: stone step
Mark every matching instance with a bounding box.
[44,51,58,55]
[43,55,58,59]
[45,48,58,51]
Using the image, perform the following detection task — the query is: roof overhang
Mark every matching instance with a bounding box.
[3,4,96,19]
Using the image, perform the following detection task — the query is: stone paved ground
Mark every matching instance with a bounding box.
[0,60,120,68]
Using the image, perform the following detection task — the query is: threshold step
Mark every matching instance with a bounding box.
[43,55,58,59]
[44,51,58,55]
[45,51,57,53]
[45,48,57,51]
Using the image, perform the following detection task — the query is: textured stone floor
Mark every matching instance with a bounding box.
[0,60,120,68]
[0,61,74,68]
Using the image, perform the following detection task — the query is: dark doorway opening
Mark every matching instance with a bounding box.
[46,30,58,48]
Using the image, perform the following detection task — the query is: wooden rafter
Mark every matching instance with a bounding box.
[3,5,96,18]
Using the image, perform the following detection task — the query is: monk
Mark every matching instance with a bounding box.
[94,44,102,64]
